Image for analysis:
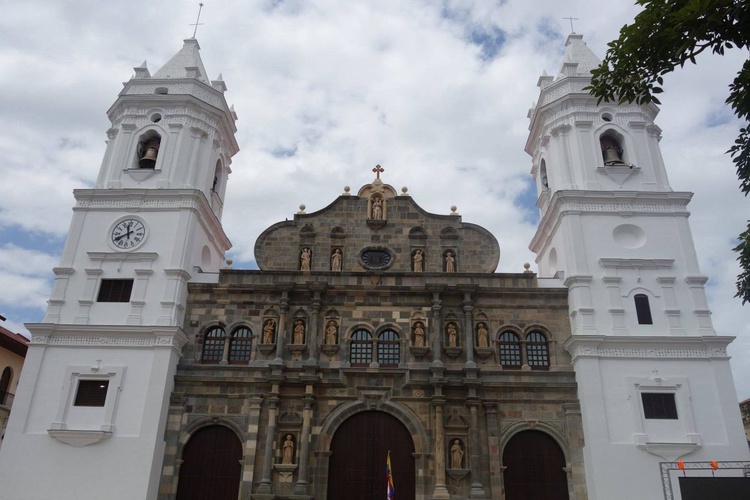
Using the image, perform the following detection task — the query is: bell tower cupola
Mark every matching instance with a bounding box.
[528,32,714,337]
[96,38,239,219]
[43,38,239,328]
[526,33,672,220]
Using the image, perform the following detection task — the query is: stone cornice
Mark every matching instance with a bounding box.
[25,323,189,353]
[530,190,693,254]
[563,335,734,362]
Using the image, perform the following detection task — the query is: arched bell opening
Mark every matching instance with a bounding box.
[599,130,628,166]
[135,130,162,169]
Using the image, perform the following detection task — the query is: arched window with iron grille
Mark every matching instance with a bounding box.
[228,327,252,363]
[350,330,373,367]
[377,330,400,367]
[201,326,226,364]
[526,331,550,370]
[499,331,522,369]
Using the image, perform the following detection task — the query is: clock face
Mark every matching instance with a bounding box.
[111,219,146,250]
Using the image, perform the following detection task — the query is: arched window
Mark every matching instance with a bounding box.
[377,330,400,367]
[540,159,549,189]
[350,330,373,367]
[634,294,653,325]
[211,160,222,194]
[201,326,226,364]
[0,366,12,405]
[228,327,252,364]
[499,332,522,369]
[526,331,550,370]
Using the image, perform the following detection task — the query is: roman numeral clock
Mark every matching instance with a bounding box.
[110,217,147,251]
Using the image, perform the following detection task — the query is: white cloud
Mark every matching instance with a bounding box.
[0,245,57,309]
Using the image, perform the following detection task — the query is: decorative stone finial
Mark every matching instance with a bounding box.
[225,259,233,269]
[523,262,532,273]
[450,205,458,214]
[297,204,306,214]
[401,186,409,195]
[343,186,350,195]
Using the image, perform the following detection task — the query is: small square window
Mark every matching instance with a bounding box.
[97,279,133,302]
[642,392,678,419]
[74,380,109,407]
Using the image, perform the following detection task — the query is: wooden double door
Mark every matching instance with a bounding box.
[503,430,569,500]
[176,425,242,500]
[328,411,415,500]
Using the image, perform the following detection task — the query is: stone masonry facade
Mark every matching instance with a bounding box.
[157,178,587,499]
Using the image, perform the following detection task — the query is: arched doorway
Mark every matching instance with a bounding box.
[176,425,242,500]
[503,430,569,500]
[328,410,415,500]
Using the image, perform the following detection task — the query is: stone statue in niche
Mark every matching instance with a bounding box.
[371,198,383,219]
[331,248,342,271]
[413,249,424,272]
[325,320,338,345]
[300,248,311,271]
[263,319,276,344]
[282,434,295,464]
[293,320,305,344]
[445,251,455,273]
[450,440,464,469]
[447,322,458,347]
[477,323,489,347]
[413,322,425,347]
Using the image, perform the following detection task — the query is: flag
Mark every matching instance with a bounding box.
[386,451,395,500]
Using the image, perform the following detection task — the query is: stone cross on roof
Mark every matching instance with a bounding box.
[372,164,384,179]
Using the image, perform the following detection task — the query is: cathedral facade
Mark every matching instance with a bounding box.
[0,33,748,500]
[158,172,585,499]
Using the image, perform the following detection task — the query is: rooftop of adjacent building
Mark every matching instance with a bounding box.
[0,319,28,358]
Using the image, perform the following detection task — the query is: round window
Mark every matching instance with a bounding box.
[361,249,392,270]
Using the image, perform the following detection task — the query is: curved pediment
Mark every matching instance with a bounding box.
[254,173,500,273]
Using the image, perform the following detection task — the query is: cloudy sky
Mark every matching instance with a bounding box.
[1,0,749,398]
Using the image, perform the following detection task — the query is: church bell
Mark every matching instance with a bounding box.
[603,147,625,166]
[139,145,158,169]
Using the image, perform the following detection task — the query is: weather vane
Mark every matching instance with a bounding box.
[564,16,579,34]
[190,3,205,38]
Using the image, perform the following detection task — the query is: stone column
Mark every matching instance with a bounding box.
[241,397,264,496]
[294,386,315,495]
[307,284,325,363]
[274,287,291,362]
[467,396,487,498]
[462,289,476,367]
[220,330,231,365]
[256,387,280,494]
[483,402,502,496]
[431,394,450,499]
[429,288,444,366]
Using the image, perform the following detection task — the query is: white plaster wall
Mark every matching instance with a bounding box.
[0,339,180,500]
[574,355,750,500]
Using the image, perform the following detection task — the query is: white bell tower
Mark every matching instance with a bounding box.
[528,33,749,499]
[0,39,238,500]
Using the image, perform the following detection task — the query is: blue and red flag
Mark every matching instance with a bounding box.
[386,451,395,499]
